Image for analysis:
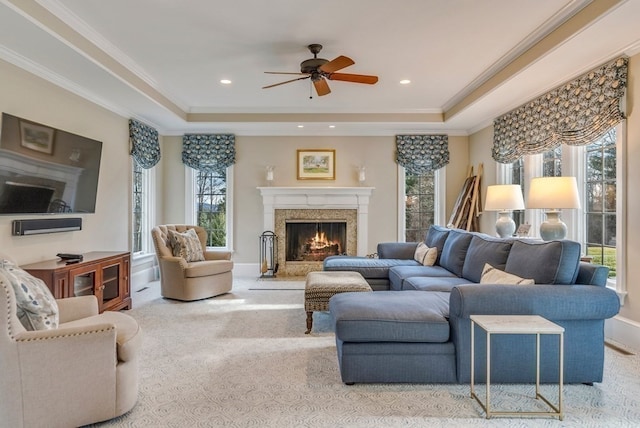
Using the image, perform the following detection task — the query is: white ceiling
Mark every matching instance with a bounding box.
[1,0,640,136]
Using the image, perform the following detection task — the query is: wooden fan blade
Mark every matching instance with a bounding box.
[313,78,331,96]
[319,55,354,73]
[262,76,310,89]
[326,73,378,84]
[264,71,309,75]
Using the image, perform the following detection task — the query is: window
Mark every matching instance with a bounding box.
[510,157,525,229]
[503,123,624,294]
[585,129,617,278]
[132,160,154,254]
[186,166,234,249]
[398,167,445,242]
[405,171,435,242]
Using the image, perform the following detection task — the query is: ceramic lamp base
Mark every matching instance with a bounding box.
[495,211,516,238]
[539,210,567,241]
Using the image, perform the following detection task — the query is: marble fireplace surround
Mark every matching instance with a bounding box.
[258,187,374,276]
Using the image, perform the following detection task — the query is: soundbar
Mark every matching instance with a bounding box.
[12,218,82,236]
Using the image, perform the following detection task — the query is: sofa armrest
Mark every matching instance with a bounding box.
[576,261,609,286]
[158,256,188,279]
[377,242,418,259]
[449,284,620,321]
[204,250,232,261]
[57,295,99,323]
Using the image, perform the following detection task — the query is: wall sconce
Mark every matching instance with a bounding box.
[527,176,581,241]
[69,149,81,162]
[265,166,275,186]
[357,166,366,185]
[484,184,525,238]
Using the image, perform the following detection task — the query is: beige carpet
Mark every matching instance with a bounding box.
[90,277,640,427]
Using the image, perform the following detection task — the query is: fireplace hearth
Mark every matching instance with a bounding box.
[285,221,346,262]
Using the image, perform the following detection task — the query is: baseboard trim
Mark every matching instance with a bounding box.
[131,266,157,289]
[233,263,260,278]
[605,315,640,354]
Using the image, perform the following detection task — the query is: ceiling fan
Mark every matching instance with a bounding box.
[262,44,378,96]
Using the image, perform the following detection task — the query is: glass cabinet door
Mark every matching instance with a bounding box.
[101,263,121,307]
[69,265,98,298]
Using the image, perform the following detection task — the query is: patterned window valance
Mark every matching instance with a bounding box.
[182,134,236,173]
[129,119,160,169]
[492,56,628,163]
[396,135,450,174]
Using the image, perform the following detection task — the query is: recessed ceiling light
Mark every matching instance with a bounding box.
[329,125,336,128]
[220,79,232,85]
[400,79,411,85]
[297,125,304,128]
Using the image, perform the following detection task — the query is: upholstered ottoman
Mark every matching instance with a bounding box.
[304,271,372,334]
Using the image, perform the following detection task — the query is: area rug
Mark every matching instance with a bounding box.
[90,277,640,427]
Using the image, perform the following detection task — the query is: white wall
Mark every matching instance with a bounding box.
[0,59,130,264]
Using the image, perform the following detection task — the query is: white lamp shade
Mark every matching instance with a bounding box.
[527,177,581,209]
[484,185,525,211]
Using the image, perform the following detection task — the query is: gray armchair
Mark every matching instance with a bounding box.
[151,224,233,301]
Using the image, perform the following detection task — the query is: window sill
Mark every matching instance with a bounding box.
[607,284,627,306]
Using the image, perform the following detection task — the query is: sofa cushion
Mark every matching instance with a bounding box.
[438,229,473,277]
[388,265,457,290]
[403,276,473,291]
[1,262,59,330]
[168,228,205,262]
[330,291,450,343]
[505,240,581,284]
[323,256,419,279]
[461,234,513,282]
[425,225,451,265]
[480,263,534,285]
[413,243,437,266]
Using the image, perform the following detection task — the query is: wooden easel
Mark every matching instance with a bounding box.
[447,163,483,231]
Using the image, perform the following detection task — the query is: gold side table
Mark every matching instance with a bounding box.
[470,315,564,420]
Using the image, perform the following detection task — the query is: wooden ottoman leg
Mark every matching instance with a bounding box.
[306,311,313,334]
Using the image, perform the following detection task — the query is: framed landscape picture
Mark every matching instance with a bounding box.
[297,149,335,180]
[20,119,55,154]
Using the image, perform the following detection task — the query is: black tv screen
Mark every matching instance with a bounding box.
[0,113,102,214]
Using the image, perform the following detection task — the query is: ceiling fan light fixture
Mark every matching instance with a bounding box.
[263,43,378,97]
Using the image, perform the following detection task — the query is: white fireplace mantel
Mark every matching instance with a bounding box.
[258,187,374,256]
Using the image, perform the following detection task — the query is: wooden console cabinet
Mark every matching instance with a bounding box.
[22,251,131,313]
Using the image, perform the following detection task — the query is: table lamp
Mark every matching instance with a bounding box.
[527,176,581,241]
[484,184,525,238]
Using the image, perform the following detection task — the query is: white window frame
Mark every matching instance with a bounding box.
[496,122,626,303]
[397,165,446,242]
[131,161,156,259]
[184,165,234,251]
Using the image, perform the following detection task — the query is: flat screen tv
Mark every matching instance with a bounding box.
[0,113,102,214]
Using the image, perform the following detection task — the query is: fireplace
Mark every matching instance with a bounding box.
[258,186,374,277]
[285,221,347,262]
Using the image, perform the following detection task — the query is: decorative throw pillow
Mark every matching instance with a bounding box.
[414,242,437,266]
[168,228,205,262]
[480,263,534,285]
[0,260,59,330]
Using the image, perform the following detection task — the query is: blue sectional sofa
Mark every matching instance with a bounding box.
[325,226,620,384]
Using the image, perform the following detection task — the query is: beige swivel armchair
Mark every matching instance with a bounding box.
[151,224,233,301]
[0,267,142,428]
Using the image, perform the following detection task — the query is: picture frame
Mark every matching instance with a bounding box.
[297,149,335,180]
[19,120,55,154]
[515,223,531,237]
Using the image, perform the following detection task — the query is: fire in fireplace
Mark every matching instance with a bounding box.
[285,221,347,262]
